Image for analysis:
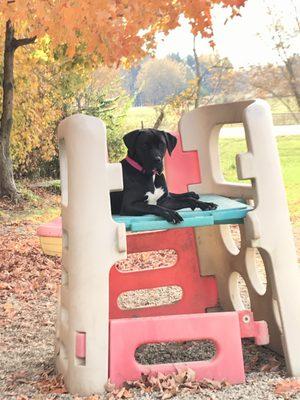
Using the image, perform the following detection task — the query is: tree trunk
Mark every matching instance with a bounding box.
[0,20,17,199]
[0,20,36,200]
[193,35,201,109]
[285,57,300,110]
[153,105,166,129]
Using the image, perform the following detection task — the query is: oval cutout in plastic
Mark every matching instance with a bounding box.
[220,224,242,256]
[229,271,251,310]
[117,249,177,272]
[246,248,267,296]
[135,339,216,365]
[118,286,182,310]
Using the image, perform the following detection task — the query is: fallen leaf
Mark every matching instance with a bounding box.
[116,387,126,398]
[161,390,174,399]
[0,282,11,290]
[275,379,300,395]
[48,387,68,394]
[174,369,186,384]
[186,368,196,382]
[123,389,134,398]
[3,302,15,315]
[105,379,116,393]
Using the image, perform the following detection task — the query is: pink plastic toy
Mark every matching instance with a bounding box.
[110,228,218,318]
[45,100,300,397]
[109,310,269,386]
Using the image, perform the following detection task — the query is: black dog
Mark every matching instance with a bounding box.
[110,129,217,224]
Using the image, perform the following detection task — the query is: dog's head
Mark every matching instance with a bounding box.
[123,129,177,175]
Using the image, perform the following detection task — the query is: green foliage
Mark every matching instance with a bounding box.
[7,39,132,176]
[43,180,61,195]
[19,186,41,204]
[55,47,132,163]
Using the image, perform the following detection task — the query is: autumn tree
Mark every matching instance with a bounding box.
[156,51,235,124]
[247,63,300,123]
[11,42,62,177]
[249,0,300,118]
[0,0,247,200]
[10,42,131,177]
[136,58,190,105]
[190,37,234,108]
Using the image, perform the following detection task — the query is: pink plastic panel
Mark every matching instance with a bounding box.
[110,312,245,386]
[164,132,201,193]
[110,228,217,319]
[37,217,62,237]
[75,331,86,358]
[238,310,269,345]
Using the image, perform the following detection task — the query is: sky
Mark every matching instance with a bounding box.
[155,0,300,68]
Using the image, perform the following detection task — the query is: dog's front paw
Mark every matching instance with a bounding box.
[162,209,183,224]
[198,201,218,211]
[188,191,200,200]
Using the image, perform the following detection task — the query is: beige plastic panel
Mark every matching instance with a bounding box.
[179,99,300,376]
[56,114,127,395]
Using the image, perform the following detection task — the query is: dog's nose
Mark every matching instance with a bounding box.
[154,156,162,163]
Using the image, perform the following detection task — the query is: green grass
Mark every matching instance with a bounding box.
[219,136,300,221]
[123,106,178,133]
[267,97,298,114]
[123,97,298,133]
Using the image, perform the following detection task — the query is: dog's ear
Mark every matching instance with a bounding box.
[162,131,177,155]
[123,130,141,152]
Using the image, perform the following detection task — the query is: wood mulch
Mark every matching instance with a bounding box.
[1,192,300,399]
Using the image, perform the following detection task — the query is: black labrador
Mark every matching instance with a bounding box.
[110,129,217,224]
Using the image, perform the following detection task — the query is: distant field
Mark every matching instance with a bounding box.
[123,98,299,133]
[267,97,298,114]
[123,106,178,133]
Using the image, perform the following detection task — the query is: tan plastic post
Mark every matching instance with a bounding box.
[56,114,126,395]
[179,99,300,376]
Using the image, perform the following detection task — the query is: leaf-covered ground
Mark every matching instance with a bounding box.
[1,189,300,400]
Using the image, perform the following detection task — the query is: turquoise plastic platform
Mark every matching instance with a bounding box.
[113,195,252,232]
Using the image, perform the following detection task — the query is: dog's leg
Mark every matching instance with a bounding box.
[121,202,183,224]
[169,192,199,200]
[159,196,217,211]
[154,174,199,200]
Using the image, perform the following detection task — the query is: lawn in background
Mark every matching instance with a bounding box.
[123,106,178,133]
[123,98,299,134]
[219,135,300,222]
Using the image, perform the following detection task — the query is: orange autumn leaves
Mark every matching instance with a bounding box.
[1,0,247,64]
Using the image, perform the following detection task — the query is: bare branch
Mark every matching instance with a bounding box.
[12,36,37,49]
[291,0,300,31]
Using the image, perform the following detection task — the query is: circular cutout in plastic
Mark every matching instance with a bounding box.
[229,271,251,310]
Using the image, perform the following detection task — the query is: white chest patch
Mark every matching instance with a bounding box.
[145,187,165,205]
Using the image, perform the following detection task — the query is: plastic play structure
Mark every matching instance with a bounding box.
[37,99,299,396]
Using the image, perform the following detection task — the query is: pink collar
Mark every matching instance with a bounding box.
[125,156,158,175]
[125,156,145,173]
